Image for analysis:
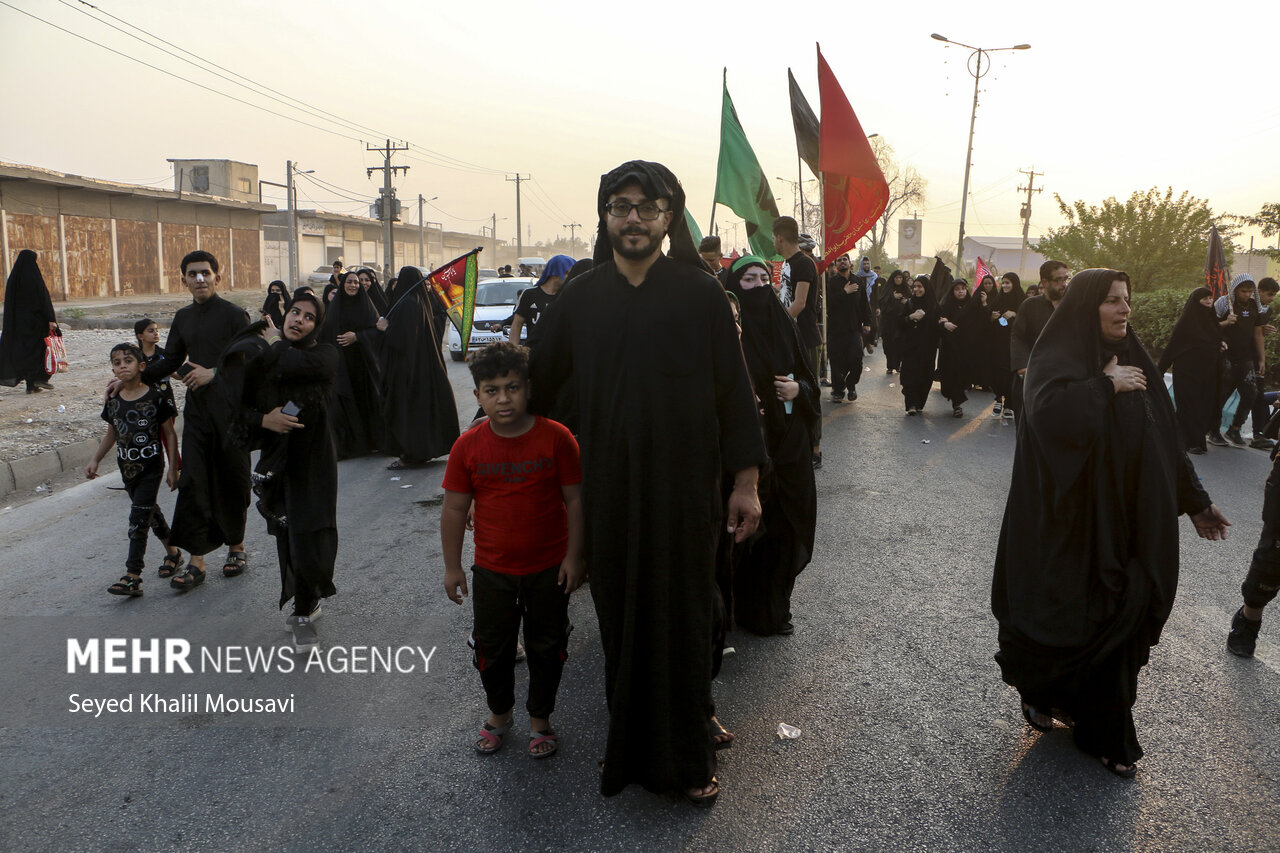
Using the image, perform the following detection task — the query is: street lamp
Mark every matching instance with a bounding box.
[931,34,1030,272]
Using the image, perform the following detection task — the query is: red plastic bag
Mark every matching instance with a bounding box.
[44,333,68,374]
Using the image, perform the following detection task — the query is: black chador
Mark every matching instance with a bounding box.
[0,250,57,390]
[824,264,869,400]
[936,284,973,411]
[992,269,1215,768]
[237,295,340,614]
[530,161,766,799]
[143,292,251,556]
[725,257,818,635]
[898,278,939,412]
[322,274,386,459]
[1157,287,1222,453]
[379,266,459,465]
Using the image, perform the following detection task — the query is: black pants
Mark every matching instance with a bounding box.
[1220,360,1257,432]
[828,332,863,399]
[471,564,571,719]
[1250,376,1271,435]
[123,465,171,573]
[1243,454,1280,609]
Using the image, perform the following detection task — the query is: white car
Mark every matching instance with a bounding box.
[446,277,535,361]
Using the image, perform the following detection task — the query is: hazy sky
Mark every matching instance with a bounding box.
[2,0,1277,258]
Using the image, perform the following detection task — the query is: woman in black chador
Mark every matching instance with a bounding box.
[990,272,1026,419]
[936,279,974,417]
[238,292,340,649]
[724,256,819,636]
[898,275,939,415]
[0,249,58,392]
[878,270,909,374]
[1157,287,1223,454]
[322,272,385,459]
[260,280,288,328]
[992,268,1230,778]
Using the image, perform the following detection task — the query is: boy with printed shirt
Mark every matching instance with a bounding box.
[441,342,584,759]
[86,343,182,596]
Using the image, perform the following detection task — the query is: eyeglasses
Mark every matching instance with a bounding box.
[604,200,668,220]
[1049,275,1069,283]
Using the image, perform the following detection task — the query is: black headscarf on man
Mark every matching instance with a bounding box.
[593,160,702,269]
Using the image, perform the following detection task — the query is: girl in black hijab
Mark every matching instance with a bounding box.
[992,268,1230,777]
[1157,287,1223,454]
[242,291,340,648]
[898,275,939,414]
[878,270,909,374]
[937,279,973,417]
[260,280,288,328]
[322,272,386,459]
[0,249,58,392]
[971,274,999,392]
[723,256,819,636]
[990,272,1026,419]
[357,268,389,316]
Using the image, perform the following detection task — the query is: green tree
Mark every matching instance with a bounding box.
[1240,202,1280,261]
[1035,187,1235,292]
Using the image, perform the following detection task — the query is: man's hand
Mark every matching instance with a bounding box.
[1190,503,1231,540]
[1222,312,1238,327]
[376,317,388,332]
[261,406,303,434]
[103,378,121,401]
[726,476,762,544]
[1103,356,1146,392]
[182,364,215,389]
[558,557,585,594]
[444,565,469,604]
[166,466,180,491]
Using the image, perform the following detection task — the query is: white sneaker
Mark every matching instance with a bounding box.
[285,602,323,630]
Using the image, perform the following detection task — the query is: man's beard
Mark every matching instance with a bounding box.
[610,226,664,261]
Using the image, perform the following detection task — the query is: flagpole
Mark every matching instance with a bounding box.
[797,154,805,227]
[819,170,828,381]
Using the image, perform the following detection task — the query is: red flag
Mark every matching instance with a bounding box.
[818,46,889,265]
[975,256,991,286]
[1205,225,1228,301]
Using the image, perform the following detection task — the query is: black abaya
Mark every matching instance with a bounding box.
[380,266,459,463]
[1157,288,1222,453]
[990,284,1025,405]
[992,269,1213,766]
[0,250,57,388]
[937,289,973,409]
[323,282,386,459]
[898,290,939,411]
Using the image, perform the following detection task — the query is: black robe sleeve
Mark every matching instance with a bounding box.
[143,314,189,382]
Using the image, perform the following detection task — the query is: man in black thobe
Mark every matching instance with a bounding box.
[825,254,871,402]
[141,251,251,586]
[1009,259,1069,421]
[530,160,765,806]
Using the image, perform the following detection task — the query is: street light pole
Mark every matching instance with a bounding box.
[931,34,1030,273]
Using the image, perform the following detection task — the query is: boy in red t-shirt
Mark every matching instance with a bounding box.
[442,342,584,759]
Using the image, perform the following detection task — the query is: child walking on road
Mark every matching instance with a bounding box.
[441,342,584,759]
[86,343,182,596]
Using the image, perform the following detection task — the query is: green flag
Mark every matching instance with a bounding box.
[683,209,704,246]
[713,70,780,259]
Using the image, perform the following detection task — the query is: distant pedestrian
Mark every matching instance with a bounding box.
[85,342,182,597]
[937,279,973,417]
[322,272,385,459]
[1009,260,1069,420]
[990,272,1025,420]
[879,270,910,374]
[1157,287,1223,454]
[899,275,939,415]
[0,249,59,393]
[993,268,1229,778]
[699,235,728,285]
[261,280,288,328]
[1245,276,1279,450]
[1211,274,1263,448]
[824,255,871,402]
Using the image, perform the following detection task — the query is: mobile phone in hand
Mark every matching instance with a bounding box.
[282,401,301,418]
[175,363,195,378]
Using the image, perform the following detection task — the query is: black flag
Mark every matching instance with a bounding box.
[929,256,954,304]
[788,69,821,178]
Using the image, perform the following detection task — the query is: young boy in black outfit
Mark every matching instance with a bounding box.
[441,342,583,758]
[86,343,182,596]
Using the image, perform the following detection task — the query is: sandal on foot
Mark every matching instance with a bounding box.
[711,717,734,751]
[684,777,720,808]
[170,566,206,591]
[222,551,247,578]
[528,729,559,759]
[108,576,143,597]
[474,719,511,755]
[1021,701,1053,733]
[158,553,184,579]
[1099,756,1138,779]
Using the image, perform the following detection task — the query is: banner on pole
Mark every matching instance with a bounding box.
[898,220,922,259]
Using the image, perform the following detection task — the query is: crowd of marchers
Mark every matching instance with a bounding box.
[0,157,1276,804]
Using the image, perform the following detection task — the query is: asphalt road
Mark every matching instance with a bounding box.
[1,348,1277,853]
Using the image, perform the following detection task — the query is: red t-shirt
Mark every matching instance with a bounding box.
[441,416,582,575]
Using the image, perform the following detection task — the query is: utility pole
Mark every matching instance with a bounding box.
[418,194,425,266]
[506,174,527,258]
[285,161,299,286]
[367,139,409,280]
[1017,167,1043,279]
[564,222,581,254]
[491,213,498,261]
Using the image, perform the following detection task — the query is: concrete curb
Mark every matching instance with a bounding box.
[1,437,117,500]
